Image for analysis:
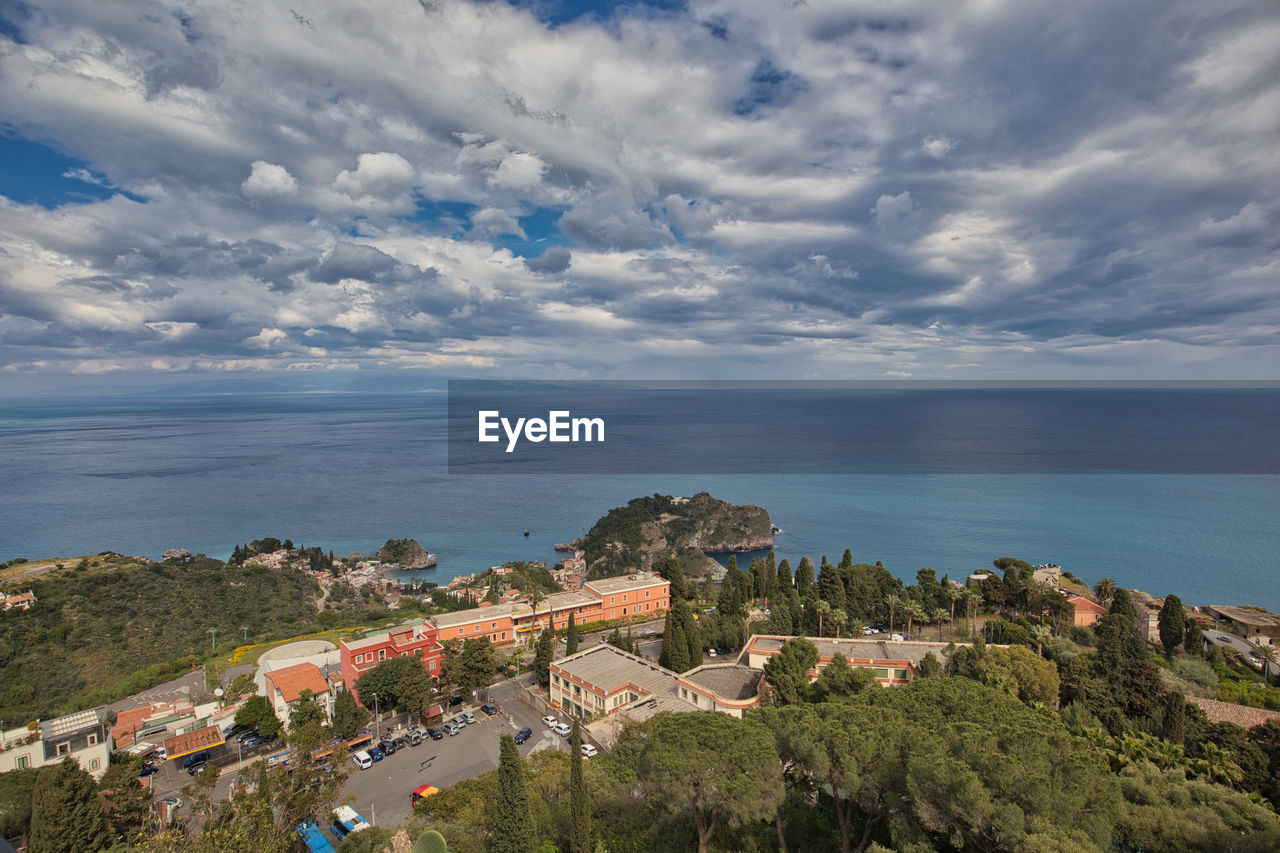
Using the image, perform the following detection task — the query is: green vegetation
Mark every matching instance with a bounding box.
[29,757,111,853]
[490,734,535,853]
[0,556,369,725]
[375,538,433,567]
[579,492,771,577]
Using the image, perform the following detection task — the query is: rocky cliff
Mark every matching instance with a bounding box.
[375,538,437,569]
[577,492,772,578]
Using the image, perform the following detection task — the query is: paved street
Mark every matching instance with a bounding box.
[107,666,211,717]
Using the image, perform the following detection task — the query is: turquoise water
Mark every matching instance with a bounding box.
[0,393,1275,609]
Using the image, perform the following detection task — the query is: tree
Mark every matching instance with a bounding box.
[235,694,282,738]
[448,638,497,699]
[1158,594,1186,657]
[762,637,819,705]
[629,713,783,853]
[534,626,556,688]
[398,662,436,722]
[885,594,902,635]
[332,688,370,740]
[667,624,691,673]
[353,655,420,709]
[570,720,590,853]
[810,653,875,702]
[794,557,815,598]
[489,734,535,853]
[28,756,111,853]
[566,612,579,656]
[0,767,40,848]
[1093,576,1116,605]
[1183,620,1205,656]
[916,651,942,678]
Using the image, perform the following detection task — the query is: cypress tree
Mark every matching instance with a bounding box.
[566,612,579,656]
[840,548,853,569]
[1158,594,1186,657]
[669,625,691,672]
[1184,621,1205,656]
[776,558,792,589]
[489,735,534,853]
[29,757,110,853]
[795,557,815,598]
[534,627,555,688]
[570,720,590,853]
[658,611,675,669]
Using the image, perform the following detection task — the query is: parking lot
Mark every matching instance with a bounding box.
[335,681,572,832]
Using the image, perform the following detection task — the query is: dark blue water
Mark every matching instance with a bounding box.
[0,391,1276,610]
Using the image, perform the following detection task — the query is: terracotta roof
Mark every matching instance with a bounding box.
[1066,595,1107,614]
[162,726,225,760]
[1188,696,1280,730]
[265,662,330,703]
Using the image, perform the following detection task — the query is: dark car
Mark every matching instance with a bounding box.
[241,734,271,749]
[137,762,159,778]
[378,739,397,756]
[392,736,408,750]
[368,747,384,762]
[514,727,533,745]
[480,703,498,716]
[223,724,252,740]
[183,751,210,775]
[448,694,464,707]
[425,727,444,741]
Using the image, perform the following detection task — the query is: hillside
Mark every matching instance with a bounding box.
[578,492,773,578]
[0,556,332,725]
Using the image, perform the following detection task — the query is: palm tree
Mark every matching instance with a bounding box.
[1093,577,1116,606]
[947,586,963,628]
[885,594,902,635]
[905,602,925,639]
[962,586,982,637]
[933,607,949,641]
[1258,645,1279,683]
[1030,624,1052,657]
[829,608,847,639]
[815,599,831,637]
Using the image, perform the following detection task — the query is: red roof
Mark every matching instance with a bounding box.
[162,726,225,761]
[1067,595,1107,614]
[265,662,330,703]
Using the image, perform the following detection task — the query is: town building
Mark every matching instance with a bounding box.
[429,572,671,650]
[264,662,334,728]
[550,644,681,720]
[339,619,443,699]
[110,700,197,749]
[0,589,36,611]
[1066,594,1107,627]
[1207,605,1280,647]
[0,709,111,779]
[742,635,964,686]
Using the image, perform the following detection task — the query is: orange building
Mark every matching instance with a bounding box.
[1066,594,1107,626]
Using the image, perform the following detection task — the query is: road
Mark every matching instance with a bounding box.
[1205,626,1266,666]
[107,667,211,716]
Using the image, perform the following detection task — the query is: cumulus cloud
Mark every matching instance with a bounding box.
[241,161,298,197]
[524,247,572,274]
[469,208,526,239]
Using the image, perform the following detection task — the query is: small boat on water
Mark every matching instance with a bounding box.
[523,529,530,537]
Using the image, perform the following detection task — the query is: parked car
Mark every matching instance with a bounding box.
[480,703,498,716]
[552,722,571,737]
[368,747,384,762]
[351,751,373,770]
[580,744,598,758]
[223,723,252,740]
[715,647,728,656]
[890,633,905,642]
[241,734,272,749]
[378,739,397,756]
[541,715,558,728]
[461,711,477,726]
[406,730,423,746]
[183,751,210,775]
[392,736,408,750]
[514,727,533,744]
[707,649,717,657]
[442,721,460,736]
[159,795,183,810]
[137,762,159,778]
[448,695,464,707]
[425,727,444,741]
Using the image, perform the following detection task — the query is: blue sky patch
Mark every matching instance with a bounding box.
[0,135,144,207]
[486,0,685,28]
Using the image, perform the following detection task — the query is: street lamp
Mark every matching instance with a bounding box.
[373,693,380,740]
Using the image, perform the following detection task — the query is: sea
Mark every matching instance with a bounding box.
[0,387,1276,610]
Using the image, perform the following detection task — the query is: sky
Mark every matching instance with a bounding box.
[0,0,1277,393]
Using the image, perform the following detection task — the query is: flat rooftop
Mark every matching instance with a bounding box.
[586,574,666,595]
[430,604,516,630]
[1209,605,1280,628]
[681,665,762,701]
[553,643,679,697]
[747,635,965,667]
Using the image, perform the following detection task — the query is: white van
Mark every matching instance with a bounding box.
[351,750,373,770]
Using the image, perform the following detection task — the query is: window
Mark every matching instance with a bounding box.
[610,596,615,604]
[501,631,507,640]
[458,628,464,635]
[894,669,908,680]
[873,668,889,679]
[646,590,650,597]
[429,660,437,671]
[89,758,100,771]
[15,756,28,770]
[379,650,386,661]
[354,654,362,664]
[56,742,70,756]
[87,733,99,746]
[491,621,497,628]
[622,607,627,615]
